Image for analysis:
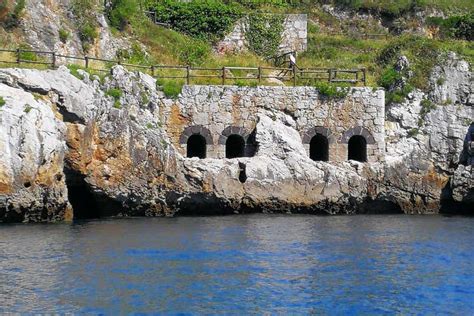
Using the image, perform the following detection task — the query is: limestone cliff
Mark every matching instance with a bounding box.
[0,53,472,222]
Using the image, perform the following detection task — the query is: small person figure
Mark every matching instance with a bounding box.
[289,53,296,68]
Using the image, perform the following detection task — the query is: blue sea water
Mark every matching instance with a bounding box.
[1,214,474,314]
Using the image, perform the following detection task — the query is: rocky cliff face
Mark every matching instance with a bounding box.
[9,0,130,59]
[0,53,472,222]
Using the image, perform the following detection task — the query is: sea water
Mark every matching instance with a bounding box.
[1,214,473,314]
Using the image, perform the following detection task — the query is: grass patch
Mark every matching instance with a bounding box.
[23,104,32,113]
[67,64,85,80]
[157,79,183,99]
[314,82,350,99]
[106,88,123,100]
[59,28,70,43]
[0,96,5,107]
[106,88,123,109]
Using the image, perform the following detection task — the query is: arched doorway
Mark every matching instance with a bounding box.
[187,134,207,159]
[226,134,245,158]
[348,135,367,162]
[310,134,329,161]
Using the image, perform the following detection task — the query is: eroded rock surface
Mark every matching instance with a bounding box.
[0,53,472,222]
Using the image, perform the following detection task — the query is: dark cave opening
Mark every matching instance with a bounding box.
[187,134,207,159]
[348,135,367,162]
[310,134,329,162]
[226,134,245,159]
[65,167,100,220]
[65,167,122,220]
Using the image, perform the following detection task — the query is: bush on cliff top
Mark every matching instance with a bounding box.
[107,0,140,31]
[427,13,474,41]
[150,0,242,42]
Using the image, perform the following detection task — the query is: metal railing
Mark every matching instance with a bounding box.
[0,47,367,86]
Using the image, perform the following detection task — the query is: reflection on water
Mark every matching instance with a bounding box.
[1,215,474,313]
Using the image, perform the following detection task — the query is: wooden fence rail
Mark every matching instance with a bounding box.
[0,47,367,86]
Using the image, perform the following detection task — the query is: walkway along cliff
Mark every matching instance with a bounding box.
[0,53,472,222]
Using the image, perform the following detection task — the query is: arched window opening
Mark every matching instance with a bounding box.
[226,134,245,159]
[348,135,367,162]
[310,134,329,161]
[187,134,207,159]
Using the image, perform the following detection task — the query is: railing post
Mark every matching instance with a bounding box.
[85,56,89,69]
[151,65,155,77]
[292,64,297,86]
[222,66,226,85]
[258,66,262,85]
[362,68,367,86]
[51,52,56,69]
[185,66,190,85]
[328,68,332,83]
[16,48,20,64]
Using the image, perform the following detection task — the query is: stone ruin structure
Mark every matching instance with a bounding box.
[216,14,308,55]
[163,86,385,163]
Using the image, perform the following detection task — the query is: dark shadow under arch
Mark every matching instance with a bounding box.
[310,134,329,161]
[226,134,245,159]
[348,135,367,162]
[187,134,207,159]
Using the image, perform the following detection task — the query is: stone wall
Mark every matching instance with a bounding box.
[216,14,307,55]
[162,86,385,163]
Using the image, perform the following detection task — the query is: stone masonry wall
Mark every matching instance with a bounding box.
[216,14,307,55]
[161,86,385,163]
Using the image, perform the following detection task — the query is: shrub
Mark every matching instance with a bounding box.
[116,43,150,65]
[378,68,401,89]
[177,39,211,65]
[151,0,242,42]
[246,14,284,57]
[67,64,86,80]
[71,0,98,51]
[106,88,123,100]
[2,0,25,29]
[59,28,70,43]
[157,79,182,99]
[407,128,419,138]
[386,84,413,104]
[314,82,349,99]
[79,23,98,49]
[107,0,140,31]
[24,104,32,113]
[427,13,474,41]
[0,96,5,107]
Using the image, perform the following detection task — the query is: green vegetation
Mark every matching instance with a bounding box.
[106,88,123,100]
[2,0,25,29]
[0,96,5,107]
[23,103,32,113]
[107,0,139,31]
[59,28,70,43]
[71,0,99,51]
[407,128,419,137]
[67,64,85,80]
[106,88,123,108]
[247,14,284,57]
[18,43,37,61]
[157,79,183,99]
[150,0,242,42]
[328,0,474,16]
[427,13,474,41]
[314,82,349,99]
